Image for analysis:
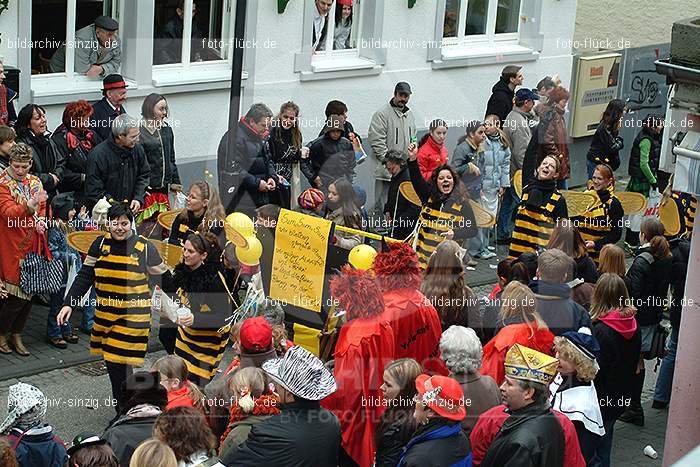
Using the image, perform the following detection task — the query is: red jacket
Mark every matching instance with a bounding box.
[166,385,196,410]
[322,316,396,467]
[481,323,555,386]
[470,404,585,467]
[417,136,448,181]
[381,288,447,375]
[0,173,46,289]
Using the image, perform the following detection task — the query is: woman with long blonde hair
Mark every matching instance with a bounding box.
[421,240,480,334]
[481,281,554,385]
[168,180,226,247]
[597,244,626,278]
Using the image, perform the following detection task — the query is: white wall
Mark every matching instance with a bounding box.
[573,0,694,52]
[0,1,19,65]
[3,0,577,181]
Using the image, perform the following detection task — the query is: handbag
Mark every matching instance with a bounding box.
[646,322,670,362]
[20,232,65,295]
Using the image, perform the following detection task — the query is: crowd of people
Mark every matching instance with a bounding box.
[0,45,697,467]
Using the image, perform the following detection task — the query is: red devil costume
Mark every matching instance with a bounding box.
[373,242,447,375]
[470,404,585,467]
[322,266,396,467]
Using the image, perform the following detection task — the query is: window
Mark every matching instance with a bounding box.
[296,0,386,81]
[430,0,542,69]
[152,0,240,87]
[442,0,521,45]
[153,0,232,66]
[31,0,124,76]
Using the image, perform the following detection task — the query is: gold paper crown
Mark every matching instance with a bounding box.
[504,344,558,385]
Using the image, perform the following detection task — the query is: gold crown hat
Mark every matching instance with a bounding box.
[504,344,559,385]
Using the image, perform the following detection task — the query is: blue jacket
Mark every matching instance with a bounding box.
[6,426,68,467]
[481,134,511,192]
[398,420,472,467]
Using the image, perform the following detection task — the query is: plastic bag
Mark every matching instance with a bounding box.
[169,190,187,210]
[628,188,661,232]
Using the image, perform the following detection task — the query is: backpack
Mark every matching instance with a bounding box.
[638,251,670,363]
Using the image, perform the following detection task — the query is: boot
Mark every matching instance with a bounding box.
[9,333,30,356]
[619,400,645,426]
[0,335,11,354]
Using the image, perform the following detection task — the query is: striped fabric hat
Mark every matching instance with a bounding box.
[262,346,337,400]
[298,188,325,211]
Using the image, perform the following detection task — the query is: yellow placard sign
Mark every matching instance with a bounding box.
[269,209,332,312]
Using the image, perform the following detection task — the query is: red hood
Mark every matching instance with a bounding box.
[599,309,638,339]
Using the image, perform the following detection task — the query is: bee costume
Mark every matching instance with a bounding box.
[165,259,232,385]
[509,178,568,258]
[63,232,170,366]
[573,186,624,264]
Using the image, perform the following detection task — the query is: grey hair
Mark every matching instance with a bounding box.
[439,325,483,375]
[256,298,285,326]
[111,113,139,137]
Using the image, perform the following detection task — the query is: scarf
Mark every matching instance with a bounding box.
[125,404,162,419]
[219,394,280,450]
[596,184,614,204]
[0,85,8,125]
[240,116,269,139]
[524,178,557,208]
[66,128,96,153]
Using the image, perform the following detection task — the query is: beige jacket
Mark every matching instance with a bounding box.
[368,101,416,181]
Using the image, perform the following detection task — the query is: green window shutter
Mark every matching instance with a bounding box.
[278,0,292,14]
[408,0,417,8]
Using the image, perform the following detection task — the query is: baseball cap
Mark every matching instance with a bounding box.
[394,82,412,95]
[515,88,540,104]
[240,316,273,353]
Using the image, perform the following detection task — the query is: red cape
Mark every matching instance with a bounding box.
[481,323,555,385]
[322,316,396,467]
[381,288,447,375]
[470,404,585,467]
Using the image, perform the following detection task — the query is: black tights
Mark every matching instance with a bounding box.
[105,361,133,415]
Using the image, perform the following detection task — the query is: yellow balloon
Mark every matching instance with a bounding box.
[236,236,263,266]
[348,244,377,270]
[226,212,255,238]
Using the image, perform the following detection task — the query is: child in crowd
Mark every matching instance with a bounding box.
[0,124,16,171]
[66,431,119,467]
[417,119,449,181]
[46,193,82,349]
[325,178,363,249]
[297,188,325,217]
[152,355,207,412]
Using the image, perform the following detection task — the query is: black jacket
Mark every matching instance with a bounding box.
[398,419,471,467]
[624,247,673,326]
[384,165,421,240]
[103,413,160,467]
[155,15,204,64]
[91,97,126,141]
[668,237,691,329]
[217,121,277,215]
[16,129,65,197]
[139,124,181,190]
[586,123,624,170]
[269,125,303,180]
[52,125,102,207]
[224,400,341,467]
[529,280,592,335]
[301,134,355,191]
[316,120,360,142]
[375,414,416,467]
[85,136,151,209]
[592,318,641,421]
[628,128,661,181]
[481,402,565,467]
[575,255,599,284]
[485,78,515,125]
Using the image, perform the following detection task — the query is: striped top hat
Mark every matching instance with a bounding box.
[262,346,337,400]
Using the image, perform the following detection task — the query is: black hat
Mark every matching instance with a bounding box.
[67,431,108,456]
[94,15,119,32]
[102,74,127,91]
[51,192,75,222]
[323,115,344,134]
[394,82,412,95]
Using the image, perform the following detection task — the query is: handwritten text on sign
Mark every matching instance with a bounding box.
[269,209,332,312]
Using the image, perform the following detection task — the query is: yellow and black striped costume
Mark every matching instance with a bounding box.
[415,202,471,268]
[509,189,568,258]
[65,234,169,366]
[168,211,205,246]
[168,261,232,384]
[574,188,624,264]
[673,192,696,237]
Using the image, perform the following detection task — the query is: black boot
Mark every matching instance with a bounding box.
[619,369,645,426]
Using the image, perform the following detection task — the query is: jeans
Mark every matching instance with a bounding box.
[47,287,73,339]
[587,159,598,180]
[468,228,492,257]
[653,325,679,404]
[496,186,520,239]
[81,287,96,332]
[591,418,616,467]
